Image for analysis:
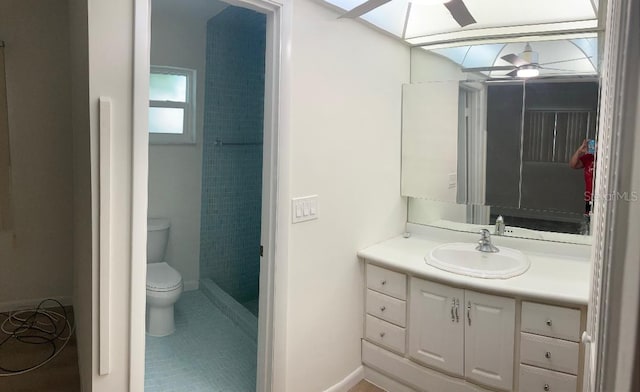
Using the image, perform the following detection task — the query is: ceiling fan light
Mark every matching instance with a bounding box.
[516,67,540,78]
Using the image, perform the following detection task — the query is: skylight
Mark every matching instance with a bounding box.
[324,0,600,46]
[429,35,598,77]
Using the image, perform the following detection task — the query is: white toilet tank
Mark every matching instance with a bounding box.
[147,218,170,263]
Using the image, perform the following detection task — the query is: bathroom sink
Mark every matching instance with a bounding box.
[425,242,530,279]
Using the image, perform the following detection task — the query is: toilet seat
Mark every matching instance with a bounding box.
[147,262,182,292]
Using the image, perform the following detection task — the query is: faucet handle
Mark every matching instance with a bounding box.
[480,228,491,239]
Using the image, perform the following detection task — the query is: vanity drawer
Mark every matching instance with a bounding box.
[367,264,407,300]
[366,289,406,327]
[519,364,577,392]
[521,302,581,342]
[520,333,579,375]
[365,314,406,354]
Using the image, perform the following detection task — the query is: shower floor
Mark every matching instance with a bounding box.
[145,290,257,392]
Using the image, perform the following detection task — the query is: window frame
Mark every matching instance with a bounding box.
[149,65,196,144]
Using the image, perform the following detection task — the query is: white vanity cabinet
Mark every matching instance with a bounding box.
[409,278,515,391]
[361,262,586,392]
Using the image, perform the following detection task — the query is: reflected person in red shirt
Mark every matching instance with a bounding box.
[569,138,595,215]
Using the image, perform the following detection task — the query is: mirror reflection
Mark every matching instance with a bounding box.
[402,35,600,237]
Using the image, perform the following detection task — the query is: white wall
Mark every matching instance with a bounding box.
[411,48,466,83]
[0,0,74,309]
[283,1,410,390]
[83,0,409,390]
[148,0,227,290]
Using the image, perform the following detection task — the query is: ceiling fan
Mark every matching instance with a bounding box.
[339,0,477,28]
[462,43,590,78]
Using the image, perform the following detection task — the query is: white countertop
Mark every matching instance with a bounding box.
[357,225,592,306]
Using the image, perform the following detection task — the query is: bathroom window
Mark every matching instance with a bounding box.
[149,66,196,144]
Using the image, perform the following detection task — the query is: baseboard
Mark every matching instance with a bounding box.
[0,296,73,313]
[183,280,199,291]
[200,278,258,342]
[323,366,364,392]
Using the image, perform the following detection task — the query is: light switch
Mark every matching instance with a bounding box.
[292,195,319,223]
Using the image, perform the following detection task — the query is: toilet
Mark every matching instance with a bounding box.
[146,218,183,337]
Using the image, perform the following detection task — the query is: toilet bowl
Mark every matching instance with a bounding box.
[146,218,183,337]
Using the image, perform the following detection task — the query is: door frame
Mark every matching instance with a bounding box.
[585,0,640,390]
[130,0,286,391]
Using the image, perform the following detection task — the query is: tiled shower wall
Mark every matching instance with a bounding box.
[199,7,266,304]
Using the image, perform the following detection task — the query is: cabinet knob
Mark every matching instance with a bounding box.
[380,306,386,312]
[543,384,550,391]
[379,332,386,338]
[546,319,552,326]
[381,280,387,286]
[545,351,552,359]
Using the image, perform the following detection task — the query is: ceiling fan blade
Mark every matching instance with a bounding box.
[501,53,529,67]
[339,0,391,18]
[540,66,587,72]
[506,69,519,77]
[539,56,594,66]
[443,0,477,27]
[462,66,516,72]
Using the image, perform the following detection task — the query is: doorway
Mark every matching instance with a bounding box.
[132,0,281,391]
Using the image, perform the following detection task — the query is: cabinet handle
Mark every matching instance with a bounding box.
[545,351,552,359]
[380,306,386,312]
[379,332,386,338]
[546,319,552,326]
[451,299,455,322]
[543,384,550,391]
[381,280,387,286]
[454,298,459,323]
[467,301,471,326]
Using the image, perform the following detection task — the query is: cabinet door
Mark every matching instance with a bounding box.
[464,290,515,391]
[409,277,464,376]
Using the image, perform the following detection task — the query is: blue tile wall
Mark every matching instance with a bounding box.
[200,7,266,304]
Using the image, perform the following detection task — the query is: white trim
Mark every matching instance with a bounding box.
[406,20,599,46]
[130,1,284,391]
[130,0,151,390]
[98,97,113,376]
[0,296,73,314]
[323,366,364,392]
[585,0,640,391]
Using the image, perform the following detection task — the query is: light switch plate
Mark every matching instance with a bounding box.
[448,172,457,189]
[292,195,319,223]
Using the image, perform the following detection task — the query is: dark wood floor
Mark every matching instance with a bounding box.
[0,307,80,392]
[349,380,386,392]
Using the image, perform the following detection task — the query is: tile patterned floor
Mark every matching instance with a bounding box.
[241,298,259,317]
[145,290,257,392]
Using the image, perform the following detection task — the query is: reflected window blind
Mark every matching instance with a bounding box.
[523,110,597,163]
[0,43,12,231]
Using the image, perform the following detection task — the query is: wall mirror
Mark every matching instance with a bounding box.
[402,35,600,240]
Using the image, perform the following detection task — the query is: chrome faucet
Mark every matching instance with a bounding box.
[495,215,505,236]
[476,229,499,253]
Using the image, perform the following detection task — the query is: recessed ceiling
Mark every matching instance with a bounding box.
[428,35,599,77]
[323,0,600,46]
